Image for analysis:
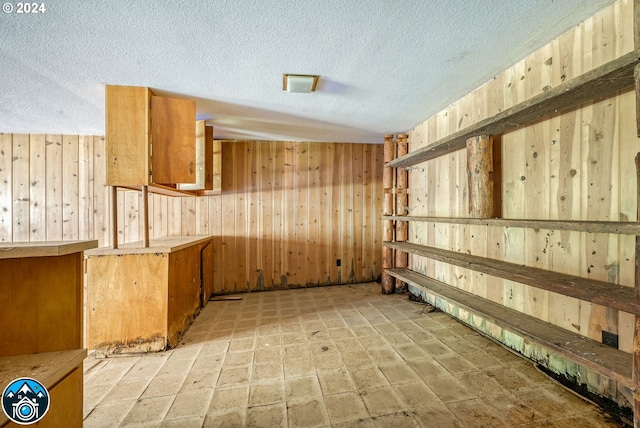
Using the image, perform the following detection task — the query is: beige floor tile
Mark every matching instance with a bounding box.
[245,403,287,427]
[222,350,253,368]
[378,363,421,385]
[141,374,187,399]
[318,369,357,395]
[254,346,284,364]
[252,362,284,382]
[248,382,285,406]
[203,410,245,427]
[120,395,175,427]
[367,346,404,364]
[216,366,251,387]
[350,366,390,390]
[324,391,370,424]
[83,399,137,428]
[286,375,323,403]
[164,390,213,421]
[228,337,256,352]
[447,398,511,428]
[208,385,249,414]
[287,398,331,427]
[434,353,477,374]
[100,378,151,404]
[360,385,407,417]
[284,356,317,378]
[179,369,220,394]
[393,381,444,411]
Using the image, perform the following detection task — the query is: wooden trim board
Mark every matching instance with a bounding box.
[387,49,640,168]
[384,241,640,315]
[387,267,633,388]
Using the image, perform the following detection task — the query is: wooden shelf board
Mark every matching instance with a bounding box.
[383,216,640,235]
[387,49,640,168]
[384,241,640,315]
[120,184,197,197]
[0,240,98,259]
[387,267,633,388]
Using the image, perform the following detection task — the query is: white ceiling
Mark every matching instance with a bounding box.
[0,0,615,143]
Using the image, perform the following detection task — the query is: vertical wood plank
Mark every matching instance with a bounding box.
[0,134,12,242]
[78,135,94,241]
[12,134,30,242]
[45,135,63,241]
[352,144,363,285]
[29,135,46,241]
[308,143,321,286]
[93,136,109,247]
[62,135,79,241]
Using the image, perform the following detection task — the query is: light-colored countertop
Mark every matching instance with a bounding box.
[0,240,98,259]
[85,235,212,256]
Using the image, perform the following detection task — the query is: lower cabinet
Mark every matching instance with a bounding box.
[86,236,213,355]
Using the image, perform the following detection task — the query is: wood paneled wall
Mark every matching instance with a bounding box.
[406,0,638,358]
[0,135,383,292]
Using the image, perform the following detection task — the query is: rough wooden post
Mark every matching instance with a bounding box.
[466,135,495,218]
[382,134,396,294]
[395,134,409,293]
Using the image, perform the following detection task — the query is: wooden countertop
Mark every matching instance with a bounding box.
[85,235,212,256]
[0,240,98,259]
[0,349,87,426]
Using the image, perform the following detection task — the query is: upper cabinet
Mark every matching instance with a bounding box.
[178,121,220,192]
[106,85,196,187]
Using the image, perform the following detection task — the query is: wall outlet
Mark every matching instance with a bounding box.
[602,331,618,349]
[336,259,341,267]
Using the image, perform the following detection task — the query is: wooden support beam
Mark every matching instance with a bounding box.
[384,241,640,315]
[111,186,118,249]
[633,153,640,428]
[467,135,495,218]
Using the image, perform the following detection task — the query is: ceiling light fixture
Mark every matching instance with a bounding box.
[283,74,319,93]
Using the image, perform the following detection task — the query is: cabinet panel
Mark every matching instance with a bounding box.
[106,86,151,186]
[151,96,196,184]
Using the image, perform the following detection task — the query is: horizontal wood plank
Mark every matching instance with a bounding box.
[387,267,632,387]
[383,216,640,235]
[0,240,98,259]
[387,50,640,168]
[384,241,639,314]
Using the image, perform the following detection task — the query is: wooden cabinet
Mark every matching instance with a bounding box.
[106,85,196,187]
[0,240,97,428]
[178,121,220,192]
[85,236,213,355]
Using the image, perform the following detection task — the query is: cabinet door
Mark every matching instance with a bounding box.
[106,85,151,186]
[150,96,196,184]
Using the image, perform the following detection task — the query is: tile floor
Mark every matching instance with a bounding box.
[83,282,623,427]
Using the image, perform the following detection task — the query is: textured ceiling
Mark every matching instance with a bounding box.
[0,0,615,143]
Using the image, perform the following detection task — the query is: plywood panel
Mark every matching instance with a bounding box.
[87,253,168,351]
